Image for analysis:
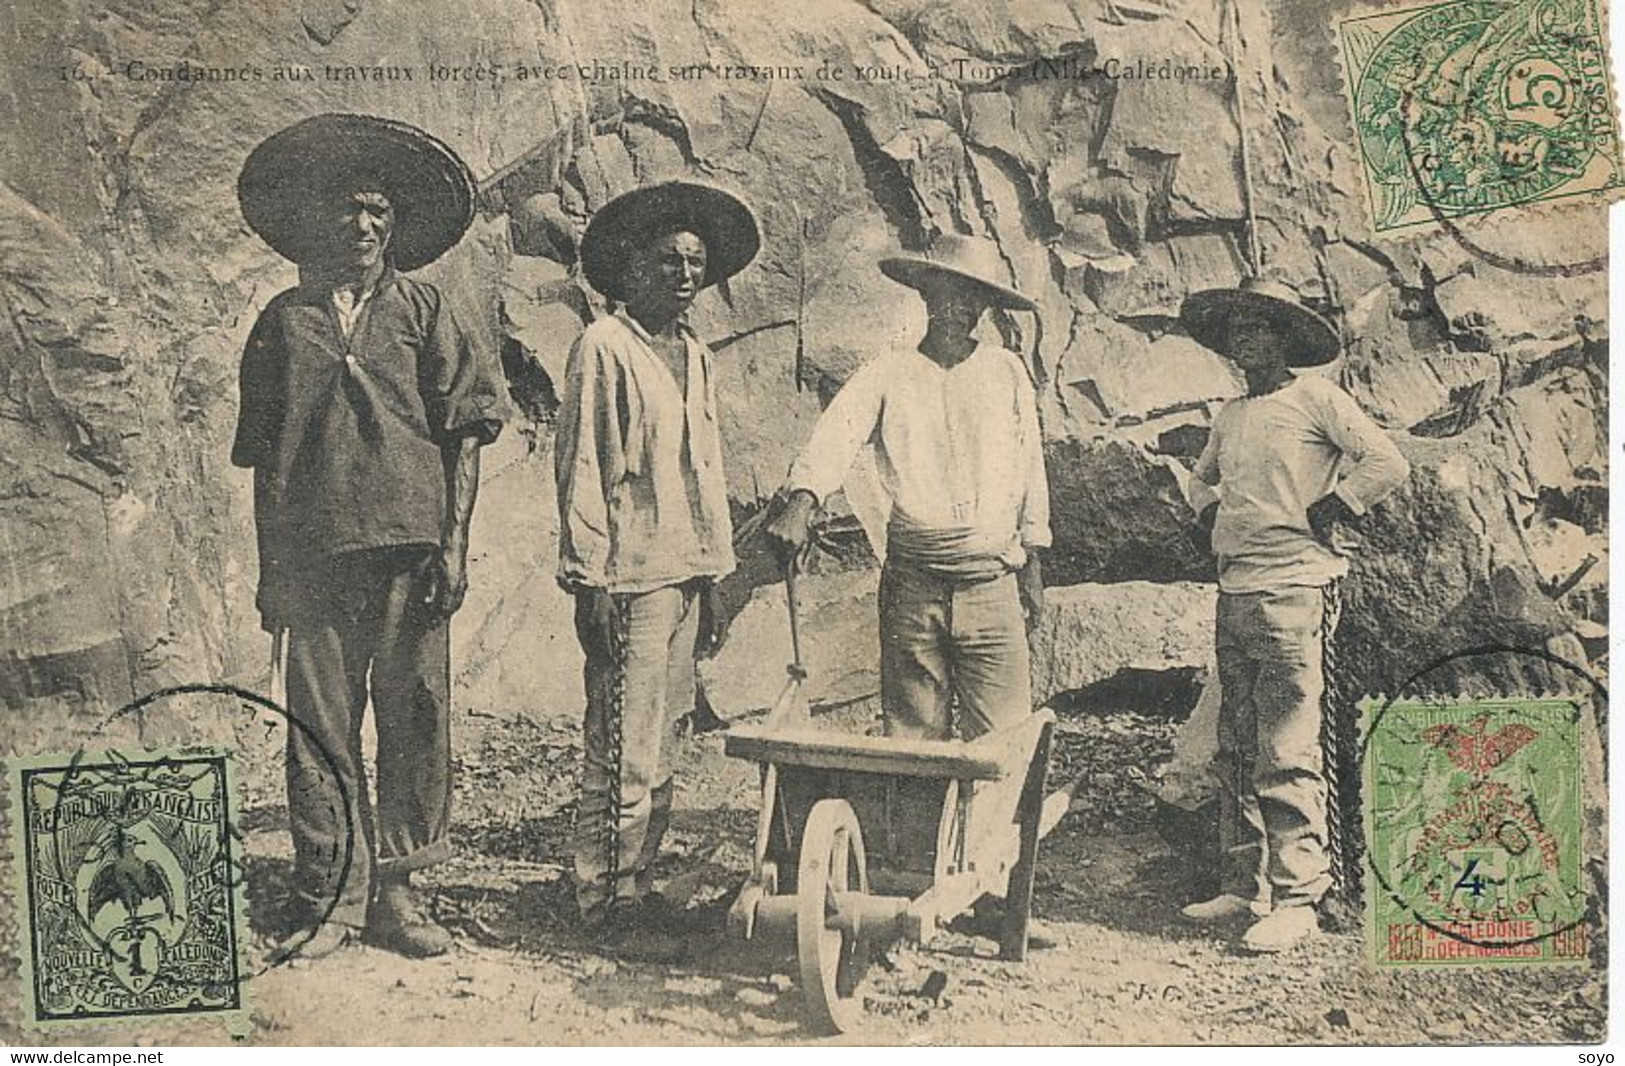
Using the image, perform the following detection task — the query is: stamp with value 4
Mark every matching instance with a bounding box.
[1362,697,1589,968]
[1336,0,1624,234]
[11,748,249,1027]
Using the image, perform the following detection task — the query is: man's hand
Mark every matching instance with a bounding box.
[423,547,469,618]
[256,575,300,634]
[696,580,731,660]
[764,489,819,567]
[1306,494,1359,547]
[1017,555,1045,632]
[431,435,480,618]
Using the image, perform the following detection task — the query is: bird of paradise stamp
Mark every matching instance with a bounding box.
[11,747,248,1026]
[1362,697,1588,968]
[1335,0,1624,234]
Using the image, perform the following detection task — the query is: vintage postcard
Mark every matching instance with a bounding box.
[0,0,1611,1050]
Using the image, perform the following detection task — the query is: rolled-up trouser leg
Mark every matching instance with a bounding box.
[284,565,377,930]
[574,584,695,920]
[371,550,454,877]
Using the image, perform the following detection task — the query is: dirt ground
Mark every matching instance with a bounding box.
[4,697,1607,1047]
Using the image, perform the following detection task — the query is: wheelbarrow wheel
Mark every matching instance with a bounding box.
[796,797,870,1034]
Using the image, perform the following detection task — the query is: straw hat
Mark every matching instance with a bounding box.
[238,113,475,272]
[579,181,760,303]
[1179,277,1342,367]
[879,234,1035,311]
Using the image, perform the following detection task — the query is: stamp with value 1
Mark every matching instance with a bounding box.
[10,747,249,1028]
[1336,0,1624,234]
[1362,697,1589,968]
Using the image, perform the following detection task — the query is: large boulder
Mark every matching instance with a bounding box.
[1029,582,1214,710]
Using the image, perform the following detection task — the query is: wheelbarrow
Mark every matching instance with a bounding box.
[721,562,1069,1033]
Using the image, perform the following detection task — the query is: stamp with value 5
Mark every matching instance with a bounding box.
[11,748,249,1027]
[1336,0,1624,234]
[1362,697,1589,968]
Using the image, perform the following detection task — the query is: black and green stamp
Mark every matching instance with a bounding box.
[1337,0,1623,233]
[11,748,249,1026]
[1362,697,1588,968]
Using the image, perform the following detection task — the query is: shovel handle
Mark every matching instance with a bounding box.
[785,555,807,680]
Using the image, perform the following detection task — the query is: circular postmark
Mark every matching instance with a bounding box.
[1359,644,1602,962]
[1348,0,1617,273]
[47,683,356,985]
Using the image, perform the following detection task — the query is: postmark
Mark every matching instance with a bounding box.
[1362,694,1588,967]
[1335,0,1623,236]
[90,684,359,974]
[11,746,250,1026]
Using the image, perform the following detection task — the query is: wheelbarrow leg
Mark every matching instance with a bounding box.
[1000,717,1055,961]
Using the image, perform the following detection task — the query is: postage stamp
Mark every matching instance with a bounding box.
[1362,697,1589,968]
[11,747,249,1027]
[1335,0,1624,234]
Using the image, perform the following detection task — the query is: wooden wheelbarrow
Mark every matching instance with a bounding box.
[721,563,1070,1033]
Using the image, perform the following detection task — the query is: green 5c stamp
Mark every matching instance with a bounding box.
[1363,697,1588,967]
[1336,0,1623,233]
[11,748,248,1026]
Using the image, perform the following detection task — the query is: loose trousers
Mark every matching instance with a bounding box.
[878,562,1032,741]
[284,547,453,930]
[572,583,700,921]
[1214,583,1338,910]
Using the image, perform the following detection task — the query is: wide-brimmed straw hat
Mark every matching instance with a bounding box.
[1180,277,1342,367]
[580,181,760,303]
[238,113,475,272]
[879,234,1035,311]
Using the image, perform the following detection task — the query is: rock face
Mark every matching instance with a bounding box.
[1029,582,1214,710]
[0,0,1607,737]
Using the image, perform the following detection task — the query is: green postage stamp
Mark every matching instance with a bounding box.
[1363,697,1588,967]
[1336,0,1624,233]
[10,748,249,1027]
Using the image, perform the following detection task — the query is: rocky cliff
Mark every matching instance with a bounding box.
[0,0,1607,748]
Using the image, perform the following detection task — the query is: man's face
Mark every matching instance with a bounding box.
[319,188,394,272]
[1223,315,1291,371]
[630,230,708,315]
[920,274,992,333]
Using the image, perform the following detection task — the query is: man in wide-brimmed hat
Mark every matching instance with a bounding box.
[767,233,1051,744]
[233,113,507,959]
[554,180,759,949]
[1176,277,1408,952]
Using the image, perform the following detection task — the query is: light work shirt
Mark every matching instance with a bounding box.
[787,342,1051,579]
[1195,374,1409,594]
[554,311,735,594]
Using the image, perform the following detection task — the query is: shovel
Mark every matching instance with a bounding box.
[761,552,812,730]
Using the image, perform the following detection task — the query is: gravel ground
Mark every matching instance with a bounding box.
[2,700,1606,1046]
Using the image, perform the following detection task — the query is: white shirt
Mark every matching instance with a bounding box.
[787,342,1051,577]
[1195,374,1409,594]
[554,312,735,593]
[330,285,374,338]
